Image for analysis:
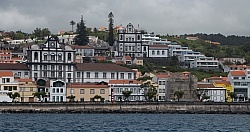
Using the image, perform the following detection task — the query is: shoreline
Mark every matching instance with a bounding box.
[0,102,250,114]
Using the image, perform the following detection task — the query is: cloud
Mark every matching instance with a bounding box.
[0,0,250,36]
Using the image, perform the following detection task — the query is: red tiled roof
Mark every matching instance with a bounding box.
[0,63,30,70]
[0,71,13,77]
[197,83,215,88]
[67,83,108,88]
[231,70,245,76]
[124,56,131,60]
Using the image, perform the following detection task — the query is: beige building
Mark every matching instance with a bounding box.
[67,82,109,102]
[16,78,37,102]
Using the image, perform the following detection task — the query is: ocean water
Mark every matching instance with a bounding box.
[0,114,249,132]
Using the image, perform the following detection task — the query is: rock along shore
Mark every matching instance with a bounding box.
[1,102,250,114]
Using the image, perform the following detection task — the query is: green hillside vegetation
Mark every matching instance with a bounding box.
[164,35,250,63]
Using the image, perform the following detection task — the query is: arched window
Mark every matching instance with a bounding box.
[68,53,71,61]
[51,54,55,61]
[44,54,47,61]
[34,52,38,60]
[58,54,62,61]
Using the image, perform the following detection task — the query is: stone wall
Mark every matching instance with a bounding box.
[0,102,250,114]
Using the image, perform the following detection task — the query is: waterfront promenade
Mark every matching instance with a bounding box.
[0,102,250,114]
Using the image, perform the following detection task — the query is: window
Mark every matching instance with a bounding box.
[44,54,47,61]
[44,71,47,77]
[51,54,55,61]
[90,89,95,94]
[68,73,71,78]
[13,86,17,90]
[138,35,140,40]
[30,88,33,91]
[152,50,155,55]
[86,72,90,78]
[34,73,38,78]
[68,66,71,71]
[120,73,124,79]
[60,96,63,102]
[95,72,98,78]
[56,96,59,102]
[6,78,10,82]
[162,51,165,55]
[51,65,55,70]
[80,89,85,94]
[34,52,38,60]
[77,72,80,78]
[52,88,55,93]
[120,35,123,40]
[4,86,7,90]
[70,89,74,94]
[68,53,71,61]
[51,71,55,77]
[25,72,28,76]
[9,86,12,91]
[56,88,59,93]
[59,65,62,71]
[100,89,105,94]
[128,73,132,79]
[103,72,107,79]
[80,98,84,102]
[44,65,47,70]
[58,54,62,61]
[52,96,55,102]
[157,51,160,55]
[34,65,37,70]
[60,88,63,93]
[58,72,62,77]
[111,73,115,79]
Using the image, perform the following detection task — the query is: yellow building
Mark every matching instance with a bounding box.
[67,83,109,102]
[213,81,233,102]
[16,78,37,102]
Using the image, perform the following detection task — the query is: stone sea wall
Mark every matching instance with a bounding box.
[0,102,250,114]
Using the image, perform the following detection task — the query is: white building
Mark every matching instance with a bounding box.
[168,44,192,57]
[109,79,144,101]
[27,37,75,83]
[75,63,136,83]
[190,57,219,70]
[152,73,169,101]
[197,83,226,102]
[49,80,66,102]
[148,45,168,58]
[116,23,143,57]
[227,70,250,102]
[57,34,76,45]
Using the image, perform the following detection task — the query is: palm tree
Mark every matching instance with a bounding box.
[70,20,76,33]
[33,91,46,102]
[174,90,184,102]
[66,95,75,102]
[7,92,20,102]
[122,91,132,101]
[228,92,236,102]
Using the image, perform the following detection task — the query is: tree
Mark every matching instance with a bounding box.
[33,91,46,102]
[7,92,20,102]
[93,95,102,102]
[146,88,157,101]
[174,90,184,102]
[141,82,157,101]
[122,91,132,101]
[108,12,114,46]
[74,15,89,46]
[66,95,75,102]
[228,92,236,102]
[70,20,76,32]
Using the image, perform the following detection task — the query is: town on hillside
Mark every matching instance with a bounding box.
[0,16,248,103]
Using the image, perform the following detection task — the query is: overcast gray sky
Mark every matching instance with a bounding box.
[0,0,250,36]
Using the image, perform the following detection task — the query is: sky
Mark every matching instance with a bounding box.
[0,0,250,36]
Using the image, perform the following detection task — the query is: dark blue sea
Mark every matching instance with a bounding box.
[0,114,249,132]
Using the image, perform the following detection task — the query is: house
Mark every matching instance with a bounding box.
[67,82,109,102]
[227,70,249,102]
[16,78,37,102]
[152,73,170,101]
[190,56,219,70]
[109,79,144,101]
[116,23,143,57]
[213,81,233,102]
[75,63,136,83]
[186,36,199,41]
[220,58,246,65]
[148,45,168,58]
[132,57,143,66]
[0,63,30,78]
[0,71,19,102]
[70,45,94,57]
[27,36,76,83]
[49,80,66,102]
[122,55,132,65]
[197,83,226,102]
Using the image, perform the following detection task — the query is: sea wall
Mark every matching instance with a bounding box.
[0,102,250,114]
